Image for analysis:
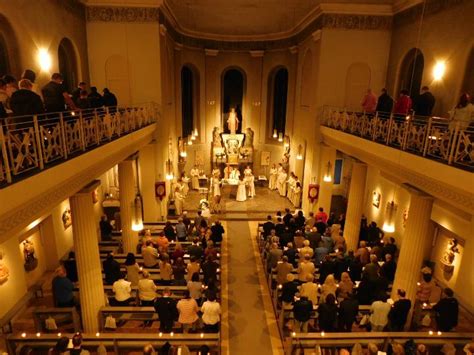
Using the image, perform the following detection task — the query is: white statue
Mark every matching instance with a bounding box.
[227,108,240,134]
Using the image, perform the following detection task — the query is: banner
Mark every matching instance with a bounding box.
[155,181,166,200]
[308,184,319,203]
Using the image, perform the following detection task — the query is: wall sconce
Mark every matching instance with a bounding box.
[382,201,397,233]
[433,61,446,81]
[37,48,52,72]
[187,135,193,146]
[296,144,304,160]
[178,137,187,158]
[273,129,278,139]
[193,128,198,137]
[323,161,332,182]
[165,159,174,180]
[278,132,283,142]
[283,135,290,148]
[132,195,144,231]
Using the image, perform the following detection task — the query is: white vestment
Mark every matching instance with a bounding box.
[236,180,247,202]
[175,191,184,215]
[277,172,287,196]
[227,111,239,134]
[190,168,200,190]
[247,175,255,198]
[212,177,221,197]
[269,167,278,190]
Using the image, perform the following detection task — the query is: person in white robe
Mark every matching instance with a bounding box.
[247,174,256,198]
[236,176,247,202]
[190,166,200,190]
[229,168,240,181]
[277,169,288,197]
[293,182,302,208]
[181,175,190,196]
[174,188,184,216]
[244,165,252,178]
[287,172,296,201]
[269,164,278,190]
[211,176,221,197]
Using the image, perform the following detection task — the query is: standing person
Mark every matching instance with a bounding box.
[293,295,313,332]
[338,293,359,332]
[63,251,78,283]
[318,294,338,332]
[433,288,459,332]
[277,168,288,197]
[361,89,377,114]
[413,86,435,116]
[190,165,200,190]
[381,253,397,283]
[42,73,76,113]
[376,88,394,117]
[201,291,221,333]
[174,187,185,216]
[315,207,328,224]
[177,290,199,333]
[52,266,75,307]
[369,295,391,331]
[449,93,474,130]
[3,74,17,98]
[103,253,121,285]
[124,253,140,286]
[75,90,90,110]
[236,175,247,202]
[154,288,178,332]
[21,69,41,97]
[159,254,173,285]
[10,79,44,117]
[138,270,157,306]
[87,87,103,108]
[102,88,118,107]
[393,89,413,116]
[142,240,159,268]
[269,163,278,190]
[0,79,8,113]
[388,289,411,331]
[99,215,113,241]
[72,82,87,104]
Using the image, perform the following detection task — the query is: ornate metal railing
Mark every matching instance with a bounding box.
[0,103,159,186]
[320,106,474,171]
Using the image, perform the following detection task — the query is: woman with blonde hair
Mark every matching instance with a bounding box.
[320,274,337,304]
[338,272,354,299]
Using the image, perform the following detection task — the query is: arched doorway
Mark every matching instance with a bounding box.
[58,38,78,93]
[0,35,9,77]
[0,14,20,77]
[222,68,245,133]
[181,65,200,138]
[267,67,289,136]
[398,48,424,99]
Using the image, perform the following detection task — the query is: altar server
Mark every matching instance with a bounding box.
[236,175,247,202]
[190,166,200,190]
[269,164,278,190]
[277,168,288,197]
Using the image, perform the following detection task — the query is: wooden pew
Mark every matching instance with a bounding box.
[32,307,81,333]
[7,333,220,354]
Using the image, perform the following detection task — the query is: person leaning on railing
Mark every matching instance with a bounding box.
[41,73,77,114]
[449,93,474,130]
[9,79,44,120]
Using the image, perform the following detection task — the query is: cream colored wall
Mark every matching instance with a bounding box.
[18,229,46,289]
[46,199,74,261]
[0,0,89,87]
[386,1,474,116]
[86,21,162,106]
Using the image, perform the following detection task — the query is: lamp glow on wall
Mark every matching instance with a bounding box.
[273,129,278,139]
[193,128,198,138]
[296,144,304,160]
[283,135,290,148]
[433,61,446,81]
[278,132,283,142]
[37,48,52,72]
[382,201,397,233]
[165,138,174,181]
[187,135,193,146]
[323,161,332,182]
[132,195,144,231]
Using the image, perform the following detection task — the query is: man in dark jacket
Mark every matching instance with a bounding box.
[10,79,44,117]
[154,288,178,332]
[262,215,275,238]
[188,238,204,260]
[42,73,76,112]
[210,220,225,244]
[293,295,313,332]
[103,253,121,285]
[280,273,299,306]
[338,293,359,332]
[202,255,219,285]
[376,88,394,118]
[413,86,435,116]
[433,288,459,332]
[72,82,87,104]
[88,86,104,108]
[103,88,118,107]
[388,289,411,331]
[381,253,397,282]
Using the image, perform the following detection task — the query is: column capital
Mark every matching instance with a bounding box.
[76,180,101,194]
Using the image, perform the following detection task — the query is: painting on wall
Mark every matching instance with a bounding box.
[372,191,381,208]
[440,238,460,274]
[0,251,9,285]
[22,239,38,272]
[62,208,72,230]
[92,189,99,204]
[261,151,271,166]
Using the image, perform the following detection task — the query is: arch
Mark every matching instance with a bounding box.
[58,38,78,93]
[181,64,200,137]
[105,55,131,105]
[344,62,371,110]
[300,49,313,107]
[221,67,246,133]
[0,14,20,76]
[461,46,474,102]
[267,66,289,136]
[397,48,424,99]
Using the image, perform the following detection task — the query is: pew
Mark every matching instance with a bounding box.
[32,307,81,333]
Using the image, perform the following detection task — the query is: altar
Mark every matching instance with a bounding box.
[211,126,254,168]
[220,179,239,199]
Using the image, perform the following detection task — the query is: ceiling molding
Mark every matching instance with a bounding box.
[393,0,466,27]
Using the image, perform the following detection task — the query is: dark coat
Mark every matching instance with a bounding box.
[103,258,121,285]
[433,297,459,331]
[338,297,359,325]
[293,298,313,322]
[10,89,44,116]
[413,92,435,116]
[154,296,178,324]
[376,93,394,113]
[318,303,338,331]
[388,298,411,330]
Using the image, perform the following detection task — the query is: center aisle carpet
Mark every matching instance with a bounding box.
[226,221,282,354]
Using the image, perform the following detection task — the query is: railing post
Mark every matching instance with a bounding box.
[448,121,460,165]
[79,110,86,151]
[94,108,100,145]
[33,115,44,170]
[59,112,68,160]
[422,117,433,156]
[401,115,410,150]
[0,120,12,183]
[385,113,394,145]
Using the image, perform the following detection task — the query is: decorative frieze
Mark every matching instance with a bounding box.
[86,6,159,22]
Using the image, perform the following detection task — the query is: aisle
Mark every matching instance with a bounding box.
[224,221,283,354]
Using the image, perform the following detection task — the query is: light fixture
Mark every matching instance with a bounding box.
[278,132,283,142]
[178,137,187,158]
[296,144,304,160]
[193,128,198,137]
[165,159,174,181]
[37,48,52,72]
[283,135,290,148]
[382,201,397,233]
[433,61,446,81]
[273,129,278,139]
[323,161,332,182]
[187,135,193,146]
[132,195,144,231]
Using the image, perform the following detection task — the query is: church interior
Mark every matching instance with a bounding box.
[0,0,473,353]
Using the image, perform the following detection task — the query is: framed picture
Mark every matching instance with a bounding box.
[261,151,271,166]
[372,191,381,208]
[62,209,72,229]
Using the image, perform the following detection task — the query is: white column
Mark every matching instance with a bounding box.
[139,144,159,222]
[118,159,138,254]
[344,162,368,252]
[316,144,336,213]
[391,186,433,303]
[70,181,105,333]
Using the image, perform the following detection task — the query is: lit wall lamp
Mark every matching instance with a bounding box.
[273,129,278,139]
[382,201,397,233]
[193,128,198,137]
[278,132,283,142]
[433,61,446,81]
[37,48,52,72]
[165,138,174,181]
[178,137,187,158]
[323,161,332,182]
[283,135,290,148]
[132,195,144,231]
[296,144,304,160]
[187,135,193,146]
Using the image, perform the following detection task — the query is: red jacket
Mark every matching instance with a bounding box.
[394,95,412,115]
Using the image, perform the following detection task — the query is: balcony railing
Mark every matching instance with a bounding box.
[0,103,159,187]
[320,106,474,171]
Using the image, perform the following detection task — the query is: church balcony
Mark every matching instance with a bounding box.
[0,103,159,187]
[320,106,474,173]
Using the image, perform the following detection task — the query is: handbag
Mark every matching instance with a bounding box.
[105,315,117,329]
[421,314,431,327]
[45,316,58,330]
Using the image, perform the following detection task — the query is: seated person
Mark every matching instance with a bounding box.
[52,266,75,307]
[112,275,132,306]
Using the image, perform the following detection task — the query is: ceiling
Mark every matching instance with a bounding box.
[163,0,396,38]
